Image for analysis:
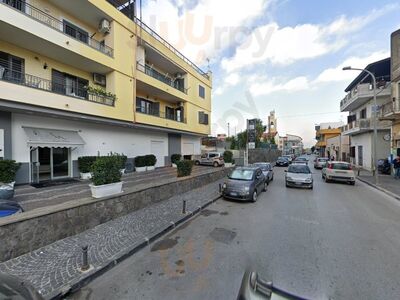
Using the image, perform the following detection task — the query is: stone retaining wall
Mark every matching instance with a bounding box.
[0,168,231,262]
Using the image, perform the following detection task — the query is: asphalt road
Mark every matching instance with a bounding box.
[70,158,400,300]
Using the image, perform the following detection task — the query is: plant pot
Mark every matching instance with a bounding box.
[80,172,92,180]
[172,163,177,168]
[136,166,147,172]
[224,163,233,167]
[89,181,123,199]
[0,182,15,200]
[146,166,155,171]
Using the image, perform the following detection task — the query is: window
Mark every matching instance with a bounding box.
[0,51,24,83]
[198,111,209,125]
[166,106,175,120]
[2,0,25,12]
[136,97,160,116]
[51,69,88,98]
[63,20,89,44]
[199,85,205,98]
[360,108,367,119]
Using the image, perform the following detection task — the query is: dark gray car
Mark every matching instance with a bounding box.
[221,167,267,202]
[252,162,274,184]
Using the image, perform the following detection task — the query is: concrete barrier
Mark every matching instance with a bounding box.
[0,168,231,262]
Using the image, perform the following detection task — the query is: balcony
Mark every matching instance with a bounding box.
[0,65,115,106]
[135,108,186,124]
[1,0,113,57]
[340,79,391,112]
[342,118,391,136]
[379,101,400,120]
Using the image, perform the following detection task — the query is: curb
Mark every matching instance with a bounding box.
[357,177,400,201]
[52,194,222,300]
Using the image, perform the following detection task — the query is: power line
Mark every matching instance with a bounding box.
[278,111,344,119]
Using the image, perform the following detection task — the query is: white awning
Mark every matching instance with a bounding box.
[23,127,85,148]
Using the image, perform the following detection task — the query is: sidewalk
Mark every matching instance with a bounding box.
[357,170,400,200]
[0,180,224,299]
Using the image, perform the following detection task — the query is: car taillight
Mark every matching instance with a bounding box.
[348,165,353,170]
[328,163,333,169]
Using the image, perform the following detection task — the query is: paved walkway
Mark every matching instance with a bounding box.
[357,169,400,199]
[0,180,223,299]
[14,166,221,211]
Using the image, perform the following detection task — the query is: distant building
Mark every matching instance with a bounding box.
[326,135,350,161]
[217,133,227,141]
[315,122,343,157]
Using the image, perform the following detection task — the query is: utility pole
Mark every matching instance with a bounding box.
[227,122,230,137]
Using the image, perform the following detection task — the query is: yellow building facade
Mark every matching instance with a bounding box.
[0,0,212,183]
[315,126,342,157]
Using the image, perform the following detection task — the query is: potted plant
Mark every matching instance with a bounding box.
[78,156,97,180]
[116,153,128,175]
[176,160,193,177]
[223,150,234,167]
[145,154,157,171]
[171,154,181,168]
[0,160,21,200]
[89,155,123,198]
[135,155,147,172]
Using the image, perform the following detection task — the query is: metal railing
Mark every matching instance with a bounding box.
[0,65,115,106]
[105,0,209,79]
[136,108,186,123]
[137,63,187,94]
[1,0,114,57]
[342,118,391,133]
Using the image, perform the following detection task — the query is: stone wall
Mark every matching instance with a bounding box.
[248,148,281,164]
[0,168,231,262]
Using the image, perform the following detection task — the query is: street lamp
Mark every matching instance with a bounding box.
[342,66,379,185]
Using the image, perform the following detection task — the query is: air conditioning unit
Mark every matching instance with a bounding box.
[177,102,184,107]
[175,73,183,79]
[93,73,106,86]
[99,19,111,34]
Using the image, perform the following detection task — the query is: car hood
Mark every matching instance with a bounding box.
[225,179,253,190]
[286,172,312,181]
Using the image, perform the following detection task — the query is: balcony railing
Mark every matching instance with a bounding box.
[0,65,115,106]
[342,118,391,134]
[1,0,114,57]
[137,63,187,94]
[106,0,208,79]
[136,108,186,124]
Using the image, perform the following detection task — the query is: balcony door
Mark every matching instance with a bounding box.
[0,51,24,83]
[2,0,25,12]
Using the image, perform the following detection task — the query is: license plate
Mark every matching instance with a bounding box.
[336,171,347,174]
[230,192,238,196]
[295,182,302,185]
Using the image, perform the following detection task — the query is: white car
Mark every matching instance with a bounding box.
[322,161,355,185]
[285,164,313,189]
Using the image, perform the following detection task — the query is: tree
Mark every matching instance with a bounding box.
[269,137,276,145]
[233,119,267,149]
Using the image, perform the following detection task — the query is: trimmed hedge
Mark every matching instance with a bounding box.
[171,154,181,165]
[78,156,98,173]
[223,150,233,163]
[115,154,127,169]
[0,160,20,184]
[91,155,122,186]
[145,154,157,167]
[135,156,147,168]
[177,160,193,177]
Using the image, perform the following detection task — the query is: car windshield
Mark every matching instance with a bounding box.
[331,163,352,170]
[229,169,254,180]
[278,157,288,161]
[296,157,307,161]
[253,163,270,171]
[288,165,311,174]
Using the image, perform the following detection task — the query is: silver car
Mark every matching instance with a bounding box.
[195,152,224,167]
[285,164,313,189]
[253,162,274,184]
[314,157,329,169]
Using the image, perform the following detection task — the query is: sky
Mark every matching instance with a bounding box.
[140,0,400,147]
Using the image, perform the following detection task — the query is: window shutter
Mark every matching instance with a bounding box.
[152,102,160,116]
[204,113,209,125]
[52,70,66,94]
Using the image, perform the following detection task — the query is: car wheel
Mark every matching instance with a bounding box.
[195,160,200,165]
[252,191,257,202]
[285,182,289,188]
[324,176,330,183]
[263,182,267,192]
[213,161,219,167]
[349,181,355,186]
[310,185,313,190]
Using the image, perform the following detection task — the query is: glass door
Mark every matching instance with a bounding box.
[30,147,40,184]
[52,147,70,178]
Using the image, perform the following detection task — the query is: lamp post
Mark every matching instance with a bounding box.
[342,66,379,185]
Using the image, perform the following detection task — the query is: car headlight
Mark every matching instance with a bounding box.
[305,178,312,183]
[243,186,250,192]
[286,176,293,181]
[222,183,227,189]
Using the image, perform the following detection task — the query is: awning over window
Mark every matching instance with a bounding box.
[23,127,85,148]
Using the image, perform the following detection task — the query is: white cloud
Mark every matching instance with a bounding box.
[142,0,269,66]
[214,72,241,95]
[249,76,310,96]
[315,50,389,83]
[221,4,396,72]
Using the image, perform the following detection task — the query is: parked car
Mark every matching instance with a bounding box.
[314,157,329,169]
[0,200,23,218]
[282,155,293,163]
[285,164,313,189]
[275,157,289,167]
[292,160,308,166]
[322,161,355,185]
[221,167,267,202]
[194,152,224,167]
[293,157,308,164]
[378,159,391,175]
[253,162,274,184]
[0,272,43,300]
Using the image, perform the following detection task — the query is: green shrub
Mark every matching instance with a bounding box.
[91,156,122,186]
[223,150,233,163]
[78,156,98,173]
[0,160,20,184]
[145,154,157,166]
[115,153,127,169]
[135,156,146,168]
[171,154,182,165]
[177,160,193,177]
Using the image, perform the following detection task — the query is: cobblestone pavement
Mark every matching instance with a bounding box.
[0,180,223,299]
[357,169,400,199]
[15,166,221,211]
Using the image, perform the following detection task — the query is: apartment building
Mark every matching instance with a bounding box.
[282,134,303,156]
[380,29,400,157]
[340,58,391,171]
[0,0,212,184]
[326,135,350,162]
[314,122,343,157]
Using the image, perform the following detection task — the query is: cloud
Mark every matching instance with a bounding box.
[142,0,269,66]
[221,4,396,72]
[214,72,240,95]
[249,76,310,96]
[315,50,389,83]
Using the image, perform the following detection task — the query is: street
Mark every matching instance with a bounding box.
[70,161,400,300]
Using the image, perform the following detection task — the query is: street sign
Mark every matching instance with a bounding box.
[247,119,256,149]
